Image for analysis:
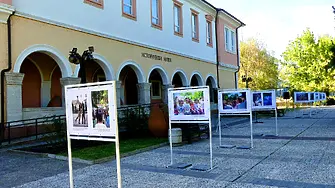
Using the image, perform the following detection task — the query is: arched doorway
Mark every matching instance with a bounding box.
[119,66,139,105]
[206,76,217,103]
[190,72,204,87]
[85,60,107,83]
[19,52,63,108]
[20,58,41,108]
[172,70,188,88]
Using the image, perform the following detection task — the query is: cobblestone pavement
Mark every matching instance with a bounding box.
[2,106,335,187]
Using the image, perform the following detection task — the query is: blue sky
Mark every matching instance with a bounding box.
[207,0,335,59]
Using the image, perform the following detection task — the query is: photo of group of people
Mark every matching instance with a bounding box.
[295,92,309,102]
[173,91,205,116]
[71,94,88,127]
[252,92,273,107]
[92,90,110,129]
[222,92,247,110]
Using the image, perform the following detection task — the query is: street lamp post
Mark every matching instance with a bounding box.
[68,47,95,84]
[241,75,252,88]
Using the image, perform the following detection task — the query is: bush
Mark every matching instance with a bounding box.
[41,117,66,146]
[119,106,150,138]
[327,97,335,105]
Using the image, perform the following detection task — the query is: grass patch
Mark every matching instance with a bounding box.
[59,137,167,161]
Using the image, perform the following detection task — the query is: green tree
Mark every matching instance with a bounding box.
[281,28,335,94]
[238,38,279,90]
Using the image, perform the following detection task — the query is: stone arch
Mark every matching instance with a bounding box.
[171,69,188,87]
[189,71,205,86]
[116,60,145,83]
[147,65,170,85]
[205,74,218,88]
[74,53,115,81]
[13,44,72,77]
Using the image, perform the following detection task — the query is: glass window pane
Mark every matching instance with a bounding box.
[124,0,132,6]
[124,5,132,14]
[174,6,180,28]
[152,0,158,19]
[152,17,158,24]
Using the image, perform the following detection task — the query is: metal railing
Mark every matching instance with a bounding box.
[2,103,167,144]
[4,115,66,144]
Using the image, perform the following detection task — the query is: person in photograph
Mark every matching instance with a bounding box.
[236,97,246,109]
[184,97,191,115]
[92,109,97,126]
[81,101,86,124]
[174,103,178,115]
[105,110,110,128]
[223,100,233,109]
[177,99,185,115]
[253,94,262,106]
[95,114,107,129]
[74,96,82,124]
[263,93,272,106]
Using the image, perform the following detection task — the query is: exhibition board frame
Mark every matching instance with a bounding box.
[168,86,213,169]
[65,81,121,188]
[251,90,278,136]
[217,89,253,149]
[293,92,310,118]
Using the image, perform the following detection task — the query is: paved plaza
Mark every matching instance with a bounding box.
[1,107,335,187]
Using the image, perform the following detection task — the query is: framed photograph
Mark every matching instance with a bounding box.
[65,81,117,138]
[315,92,319,101]
[294,92,310,103]
[218,89,251,114]
[309,92,315,102]
[321,92,326,100]
[251,90,276,110]
[168,86,210,121]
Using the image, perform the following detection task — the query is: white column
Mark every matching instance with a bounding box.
[60,77,81,107]
[116,81,121,107]
[5,72,24,122]
[41,81,51,107]
[162,85,174,104]
[137,83,151,104]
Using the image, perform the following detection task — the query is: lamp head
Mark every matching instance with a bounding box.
[88,46,94,53]
[71,48,77,54]
[69,48,80,64]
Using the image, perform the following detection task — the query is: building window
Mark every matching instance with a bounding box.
[151,81,162,99]
[191,9,199,42]
[151,0,162,29]
[205,15,213,47]
[84,0,104,9]
[206,21,212,46]
[173,0,183,37]
[123,0,137,20]
[225,26,236,53]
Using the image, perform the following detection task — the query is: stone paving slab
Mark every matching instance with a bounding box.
[0,151,88,188]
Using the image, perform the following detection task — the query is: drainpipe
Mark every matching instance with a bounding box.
[215,8,222,89]
[234,23,243,89]
[1,11,15,144]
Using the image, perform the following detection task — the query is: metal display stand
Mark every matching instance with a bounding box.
[253,111,263,123]
[217,89,253,149]
[168,86,213,170]
[218,112,253,149]
[253,108,278,136]
[65,81,122,188]
[250,90,278,136]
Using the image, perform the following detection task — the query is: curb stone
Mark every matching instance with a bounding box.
[9,142,169,165]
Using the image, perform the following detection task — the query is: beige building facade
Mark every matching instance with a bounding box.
[0,0,244,125]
